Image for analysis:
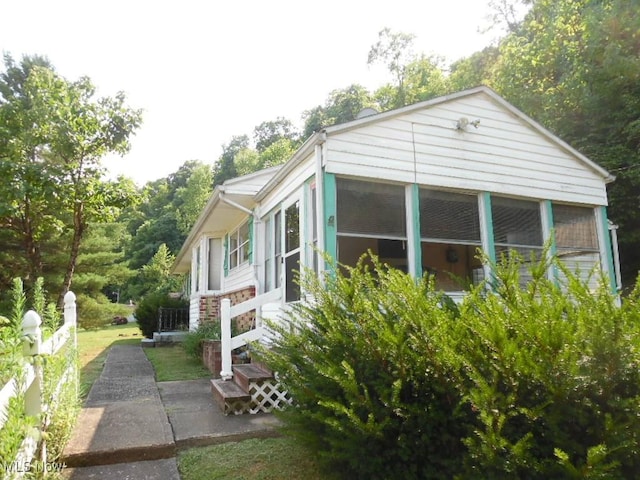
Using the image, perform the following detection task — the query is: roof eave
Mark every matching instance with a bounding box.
[255,131,325,202]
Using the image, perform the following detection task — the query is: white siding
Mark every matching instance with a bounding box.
[325,93,608,205]
[188,294,200,331]
[223,263,255,293]
[258,153,315,216]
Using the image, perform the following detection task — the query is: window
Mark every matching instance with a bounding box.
[208,238,221,290]
[228,220,250,271]
[263,209,283,292]
[194,245,201,292]
[491,196,543,285]
[420,189,483,291]
[284,201,300,302]
[264,216,272,291]
[274,211,282,289]
[336,178,407,269]
[553,204,599,287]
[309,181,319,274]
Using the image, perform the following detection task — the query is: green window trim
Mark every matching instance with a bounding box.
[323,171,337,268]
[411,183,422,278]
[480,192,496,264]
[598,206,617,293]
[542,200,559,284]
[223,234,229,277]
[247,215,254,264]
[479,192,496,288]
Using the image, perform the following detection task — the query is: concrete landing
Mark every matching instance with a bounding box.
[61,344,281,480]
[158,378,280,448]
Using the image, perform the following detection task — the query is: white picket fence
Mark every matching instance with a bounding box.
[0,291,78,475]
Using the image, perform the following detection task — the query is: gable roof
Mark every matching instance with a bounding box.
[256,86,613,202]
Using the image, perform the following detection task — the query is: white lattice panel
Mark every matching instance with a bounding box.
[248,379,292,414]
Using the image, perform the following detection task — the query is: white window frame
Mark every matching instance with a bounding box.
[283,194,302,303]
[228,220,250,272]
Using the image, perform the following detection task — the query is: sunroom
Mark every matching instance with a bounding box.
[328,176,612,301]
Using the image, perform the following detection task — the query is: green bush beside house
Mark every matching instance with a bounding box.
[261,253,640,480]
[135,291,188,339]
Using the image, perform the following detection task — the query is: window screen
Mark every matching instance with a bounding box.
[420,189,481,242]
[552,203,600,289]
[492,196,543,247]
[337,178,406,237]
[552,204,598,250]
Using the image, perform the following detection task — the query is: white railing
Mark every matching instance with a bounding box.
[220,288,282,380]
[0,291,78,476]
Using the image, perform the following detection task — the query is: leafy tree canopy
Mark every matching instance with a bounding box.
[0,53,142,306]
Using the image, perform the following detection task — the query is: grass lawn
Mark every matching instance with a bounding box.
[178,437,329,480]
[77,322,210,391]
[144,345,210,381]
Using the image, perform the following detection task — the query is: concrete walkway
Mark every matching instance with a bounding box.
[62,345,280,479]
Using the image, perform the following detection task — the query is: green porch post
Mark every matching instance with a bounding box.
[323,172,337,272]
[480,192,496,263]
[597,206,617,293]
[410,184,422,278]
[479,192,496,285]
[542,200,558,284]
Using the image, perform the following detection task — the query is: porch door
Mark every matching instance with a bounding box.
[283,197,301,302]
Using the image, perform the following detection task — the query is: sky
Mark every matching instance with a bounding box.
[1,0,522,185]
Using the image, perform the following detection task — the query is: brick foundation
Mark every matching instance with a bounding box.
[202,340,222,378]
[198,286,257,333]
[202,339,251,378]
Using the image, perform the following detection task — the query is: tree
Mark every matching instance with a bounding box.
[374,55,448,110]
[233,148,261,177]
[368,28,417,108]
[72,222,136,328]
[0,54,62,287]
[253,117,299,153]
[302,84,375,138]
[258,137,297,169]
[447,46,500,92]
[0,54,142,305]
[212,135,247,186]
[174,161,213,235]
[484,0,533,34]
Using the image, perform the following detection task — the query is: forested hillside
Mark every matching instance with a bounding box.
[1,0,638,326]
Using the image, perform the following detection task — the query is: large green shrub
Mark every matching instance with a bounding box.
[456,253,640,479]
[261,253,640,480]
[135,292,188,338]
[261,258,471,480]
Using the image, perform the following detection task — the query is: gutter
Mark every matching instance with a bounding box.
[219,187,254,215]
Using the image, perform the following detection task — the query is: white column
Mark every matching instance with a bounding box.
[220,299,233,380]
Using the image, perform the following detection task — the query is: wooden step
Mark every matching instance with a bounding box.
[211,378,251,415]
[232,364,273,393]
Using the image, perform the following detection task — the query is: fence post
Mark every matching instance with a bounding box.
[22,310,43,417]
[64,291,77,327]
[64,291,79,398]
[220,299,233,380]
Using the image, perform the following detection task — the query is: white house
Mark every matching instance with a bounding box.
[171,86,620,413]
